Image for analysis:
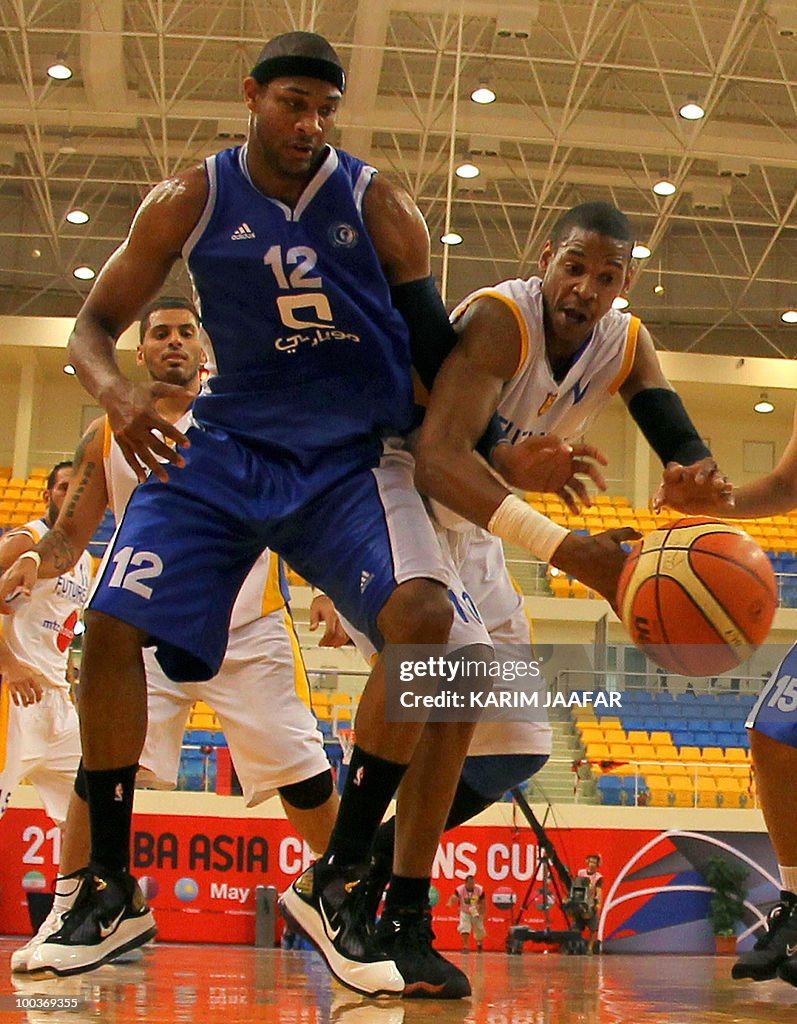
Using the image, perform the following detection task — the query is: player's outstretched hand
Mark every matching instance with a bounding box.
[493,435,608,514]
[0,555,39,614]
[652,458,735,515]
[103,379,195,483]
[550,527,640,612]
[309,594,351,648]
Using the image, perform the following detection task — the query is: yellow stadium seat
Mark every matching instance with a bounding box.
[608,743,633,760]
[665,763,689,776]
[701,746,725,761]
[647,782,671,807]
[627,730,649,744]
[649,731,672,745]
[654,745,679,762]
[585,743,611,760]
[633,744,657,761]
[601,717,623,730]
[679,746,701,762]
[725,748,750,763]
[549,577,571,598]
[697,778,719,807]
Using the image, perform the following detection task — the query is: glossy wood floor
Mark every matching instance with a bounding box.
[2,941,796,1023]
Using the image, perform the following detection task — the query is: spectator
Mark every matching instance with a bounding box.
[448,875,487,952]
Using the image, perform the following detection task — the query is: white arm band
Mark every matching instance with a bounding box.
[487,494,569,562]
[17,550,42,568]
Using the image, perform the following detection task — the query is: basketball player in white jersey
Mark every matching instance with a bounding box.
[0,463,93,962]
[1,298,339,974]
[407,201,731,819]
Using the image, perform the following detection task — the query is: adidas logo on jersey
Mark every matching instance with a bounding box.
[230,222,256,240]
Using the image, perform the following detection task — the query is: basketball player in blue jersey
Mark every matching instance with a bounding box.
[19,31,539,999]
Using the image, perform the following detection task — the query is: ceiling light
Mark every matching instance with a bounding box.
[47,56,73,81]
[440,232,463,246]
[72,265,95,280]
[65,209,89,225]
[754,393,774,414]
[781,309,797,324]
[654,283,665,295]
[470,83,496,104]
[455,162,480,179]
[679,100,705,120]
[63,363,77,375]
[653,179,677,196]
[612,296,630,310]
[632,244,652,259]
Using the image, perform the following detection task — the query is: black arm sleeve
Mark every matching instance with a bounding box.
[628,387,712,466]
[390,276,507,461]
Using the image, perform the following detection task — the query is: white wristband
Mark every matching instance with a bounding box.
[487,494,569,562]
[17,550,42,568]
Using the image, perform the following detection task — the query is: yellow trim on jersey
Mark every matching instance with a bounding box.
[453,290,530,381]
[260,552,287,617]
[608,316,641,395]
[102,416,113,458]
[0,682,9,773]
[7,520,44,544]
[282,608,311,708]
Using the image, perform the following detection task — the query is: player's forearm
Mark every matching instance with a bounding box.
[67,312,129,404]
[32,527,84,578]
[726,472,797,519]
[415,442,508,529]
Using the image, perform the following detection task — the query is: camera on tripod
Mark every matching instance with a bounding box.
[564,876,592,927]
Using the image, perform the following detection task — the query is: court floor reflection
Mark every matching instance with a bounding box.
[1,941,795,1023]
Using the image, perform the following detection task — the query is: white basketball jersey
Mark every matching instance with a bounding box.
[451,276,640,444]
[102,415,285,628]
[3,519,92,690]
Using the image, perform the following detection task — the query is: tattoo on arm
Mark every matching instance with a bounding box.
[36,527,78,574]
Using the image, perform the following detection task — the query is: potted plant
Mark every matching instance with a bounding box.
[704,855,748,955]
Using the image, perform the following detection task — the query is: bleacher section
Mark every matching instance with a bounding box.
[0,467,48,529]
[524,490,797,601]
[574,691,756,808]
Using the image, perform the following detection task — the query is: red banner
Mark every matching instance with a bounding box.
[0,807,664,951]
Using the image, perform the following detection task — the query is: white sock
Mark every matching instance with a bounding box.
[51,879,79,917]
[778,865,797,897]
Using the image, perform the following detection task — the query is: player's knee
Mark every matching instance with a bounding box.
[379,579,453,643]
[278,769,334,811]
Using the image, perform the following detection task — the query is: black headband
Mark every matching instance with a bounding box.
[250,55,345,93]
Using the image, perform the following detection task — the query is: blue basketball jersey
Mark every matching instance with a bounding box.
[185,145,414,488]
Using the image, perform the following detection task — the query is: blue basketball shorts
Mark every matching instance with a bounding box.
[89,426,489,681]
[746,643,797,748]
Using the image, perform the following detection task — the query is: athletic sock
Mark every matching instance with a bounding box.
[324,746,407,868]
[383,874,430,914]
[52,876,80,917]
[85,764,137,873]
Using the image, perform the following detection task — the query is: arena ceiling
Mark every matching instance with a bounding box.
[2,0,797,359]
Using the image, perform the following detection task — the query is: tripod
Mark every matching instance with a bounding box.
[506,788,587,955]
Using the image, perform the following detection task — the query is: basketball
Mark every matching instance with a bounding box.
[616,517,777,676]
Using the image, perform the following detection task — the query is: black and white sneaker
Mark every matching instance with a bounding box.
[732,892,797,981]
[27,866,156,976]
[280,861,404,997]
[375,908,471,999]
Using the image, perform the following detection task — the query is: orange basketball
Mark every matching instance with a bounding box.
[616,517,777,676]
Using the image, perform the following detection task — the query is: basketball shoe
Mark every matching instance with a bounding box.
[374,907,471,999]
[11,870,86,972]
[27,866,156,976]
[731,892,797,981]
[280,860,404,997]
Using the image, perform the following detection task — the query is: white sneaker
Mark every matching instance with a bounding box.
[11,905,68,973]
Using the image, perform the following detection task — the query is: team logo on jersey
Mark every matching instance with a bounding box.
[329,222,358,248]
[572,377,590,405]
[56,609,79,653]
[537,392,558,416]
[230,222,256,241]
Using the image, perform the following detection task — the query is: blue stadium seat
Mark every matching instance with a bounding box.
[87,507,117,559]
[597,776,623,805]
[716,732,736,749]
[672,731,695,748]
[693,732,714,749]
[184,729,224,747]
